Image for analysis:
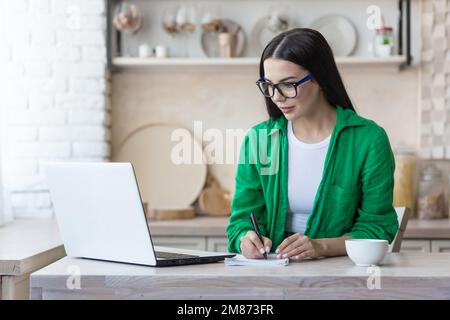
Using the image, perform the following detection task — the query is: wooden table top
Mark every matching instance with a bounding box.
[0,219,65,275]
[29,251,450,277]
[2,215,449,277]
[30,252,450,299]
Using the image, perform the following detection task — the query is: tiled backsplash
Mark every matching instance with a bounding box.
[420,0,450,159]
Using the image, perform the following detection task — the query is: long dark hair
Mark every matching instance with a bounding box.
[259,28,356,119]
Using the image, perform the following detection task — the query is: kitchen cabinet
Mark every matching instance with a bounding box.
[391,239,450,253]
[148,217,229,252]
[151,236,207,251]
[151,236,229,252]
[149,217,450,254]
[151,236,450,254]
[400,240,431,253]
[401,219,450,252]
[150,234,450,254]
[206,237,229,252]
[431,240,450,253]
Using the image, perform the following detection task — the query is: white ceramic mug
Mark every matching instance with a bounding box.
[138,44,151,58]
[345,239,389,266]
[155,45,168,58]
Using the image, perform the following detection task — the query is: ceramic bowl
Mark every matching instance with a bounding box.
[345,239,389,266]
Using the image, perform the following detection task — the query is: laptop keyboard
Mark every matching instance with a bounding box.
[155,251,199,259]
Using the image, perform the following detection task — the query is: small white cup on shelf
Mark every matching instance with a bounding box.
[138,44,152,58]
[155,44,169,58]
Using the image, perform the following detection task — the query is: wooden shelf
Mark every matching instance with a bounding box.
[113,57,259,67]
[112,55,408,72]
[335,55,407,66]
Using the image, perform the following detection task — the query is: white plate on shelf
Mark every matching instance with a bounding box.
[250,15,292,56]
[310,15,357,57]
[201,19,246,57]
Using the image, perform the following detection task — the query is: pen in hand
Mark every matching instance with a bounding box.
[250,212,267,259]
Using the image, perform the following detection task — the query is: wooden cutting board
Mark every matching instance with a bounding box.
[145,207,196,221]
[197,173,231,216]
[114,124,207,211]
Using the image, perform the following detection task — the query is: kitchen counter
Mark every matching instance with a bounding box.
[148,216,229,236]
[148,216,450,239]
[0,219,65,299]
[30,252,450,300]
[403,219,450,238]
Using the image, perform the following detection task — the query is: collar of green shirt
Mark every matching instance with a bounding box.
[267,104,367,137]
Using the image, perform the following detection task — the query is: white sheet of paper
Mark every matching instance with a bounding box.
[224,254,289,266]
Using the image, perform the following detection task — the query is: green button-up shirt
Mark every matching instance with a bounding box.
[226,105,399,253]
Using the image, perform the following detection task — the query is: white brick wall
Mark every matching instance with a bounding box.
[3,0,110,219]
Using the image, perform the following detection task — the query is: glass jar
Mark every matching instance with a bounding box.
[417,163,446,220]
[373,26,394,57]
[393,148,416,217]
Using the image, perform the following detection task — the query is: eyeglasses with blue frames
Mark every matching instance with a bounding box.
[256,73,313,99]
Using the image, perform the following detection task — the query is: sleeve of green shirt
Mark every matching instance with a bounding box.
[343,127,399,243]
[226,133,268,253]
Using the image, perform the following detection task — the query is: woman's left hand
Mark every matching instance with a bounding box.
[275,234,324,261]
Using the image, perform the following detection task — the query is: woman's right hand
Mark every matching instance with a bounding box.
[239,230,272,259]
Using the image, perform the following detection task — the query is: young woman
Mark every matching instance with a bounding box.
[226,28,399,260]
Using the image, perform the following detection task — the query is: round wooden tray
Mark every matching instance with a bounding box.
[114,123,207,210]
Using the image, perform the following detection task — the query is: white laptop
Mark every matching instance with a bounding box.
[44,162,235,267]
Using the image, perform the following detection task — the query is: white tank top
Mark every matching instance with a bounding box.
[286,120,331,234]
